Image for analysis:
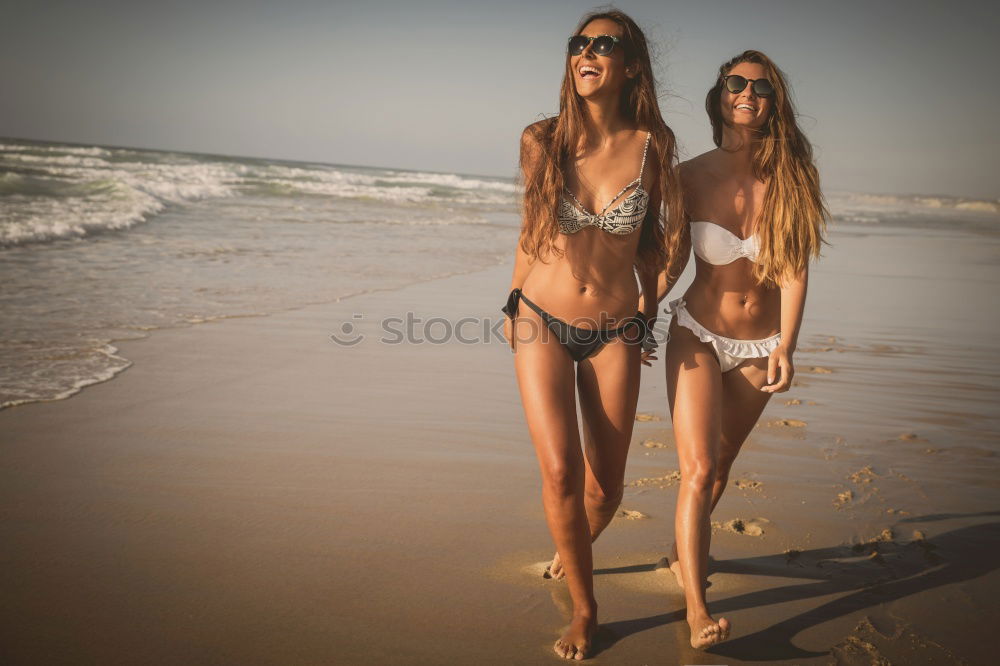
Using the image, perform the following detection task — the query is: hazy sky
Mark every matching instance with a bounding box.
[2,0,997,198]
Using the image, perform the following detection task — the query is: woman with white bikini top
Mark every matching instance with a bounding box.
[666,220,780,371]
[641,49,827,649]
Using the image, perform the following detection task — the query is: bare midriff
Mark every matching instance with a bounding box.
[520,229,640,330]
[683,257,780,340]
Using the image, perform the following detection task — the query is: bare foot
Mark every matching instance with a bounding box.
[668,542,684,590]
[544,551,566,580]
[554,614,597,660]
[688,614,731,649]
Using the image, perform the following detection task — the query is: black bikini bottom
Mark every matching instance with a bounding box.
[501,288,648,362]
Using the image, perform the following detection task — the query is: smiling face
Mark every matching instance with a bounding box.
[570,18,636,100]
[720,61,773,130]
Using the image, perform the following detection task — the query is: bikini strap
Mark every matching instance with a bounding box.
[638,131,652,178]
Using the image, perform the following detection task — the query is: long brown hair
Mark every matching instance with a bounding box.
[518,9,684,282]
[706,49,827,285]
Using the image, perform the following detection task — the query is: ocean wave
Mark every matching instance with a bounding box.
[0,142,112,157]
[0,146,236,246]
[0,173,166,245]
[233,163,515,205]
[956,201,1000,213]
[829,190,999,215]
[1,140,517,246]
[377,169,516,193]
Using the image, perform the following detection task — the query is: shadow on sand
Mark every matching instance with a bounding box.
[592,511,1000,660]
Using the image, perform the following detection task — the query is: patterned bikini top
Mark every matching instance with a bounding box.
[558,132,652,235]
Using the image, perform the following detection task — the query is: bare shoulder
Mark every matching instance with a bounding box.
[681,150,724,191]
[520,118,554,168]
[637,126,656,154]
[636,127,664,188]
[679,149,718,178]
[521,118,554,147]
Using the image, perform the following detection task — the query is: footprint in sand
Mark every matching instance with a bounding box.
[833,489,853,509]
[784,398,802,406]
[882,432,929,445]
[641,439,668,449]
[847,465,879,484]
[733,478,763,492]
[851,527,894,552]
[634,412,661,422]
[628,471,682,489]
[711,517,769,537]
[806,366,833,374]
[832,614,961,665]
[768,418,807,428]
[909,530,943,564]
[830,622,895,664]
[616,509,649,520]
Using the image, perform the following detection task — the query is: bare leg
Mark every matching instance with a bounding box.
[546,337,642,581]
[668,357,774,591]
[513,308,596,661]
[713,357,774,502]
[665,320,730,648]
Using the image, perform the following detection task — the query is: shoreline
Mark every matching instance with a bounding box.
[0,257,512,412]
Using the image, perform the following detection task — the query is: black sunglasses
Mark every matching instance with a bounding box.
[723,74,775,98]
[567,34,620,57]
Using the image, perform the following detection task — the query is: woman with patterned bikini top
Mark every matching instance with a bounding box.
[499,8,685,661]
[643,50,828,649]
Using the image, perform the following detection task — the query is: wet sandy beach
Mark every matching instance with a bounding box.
[2,221,998,664]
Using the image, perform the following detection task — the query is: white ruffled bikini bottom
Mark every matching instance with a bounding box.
[665,298,781,373]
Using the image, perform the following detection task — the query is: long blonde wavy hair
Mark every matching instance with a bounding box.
[706,49,827,285]
[518,9,684,283]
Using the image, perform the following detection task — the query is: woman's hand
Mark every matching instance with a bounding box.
[761,344,794,393]
[639,314,659,366]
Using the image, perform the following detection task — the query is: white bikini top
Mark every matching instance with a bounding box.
[690,221,760,265]
[557,132,652,236]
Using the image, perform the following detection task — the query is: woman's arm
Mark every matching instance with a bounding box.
[639,158,694,314]
[637,265,659,321]
[762,264,808,393]
[509,239,535,291]
[778,265,808,352]
[652,229,690,306]
[508,127,542,291]
[636,166,690,364]
[503,127,544,348]
[636,189,691,315]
